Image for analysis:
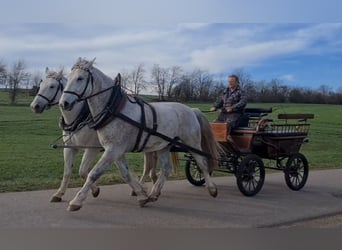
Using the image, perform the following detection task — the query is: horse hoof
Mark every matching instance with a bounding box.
[209,188,218,198]
[131,191,137,196]
[67,204,82,211]
[138,198,149,208]
[211,189,218,198]
[50,196,62,202]
[92,187,100,198]
[148,196,158,202]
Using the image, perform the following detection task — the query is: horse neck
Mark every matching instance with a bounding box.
[59,101,85,124]
[86,68,113,117]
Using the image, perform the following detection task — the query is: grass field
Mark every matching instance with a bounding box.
[0,94,341,192]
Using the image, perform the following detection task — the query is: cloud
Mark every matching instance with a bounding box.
[1,23,342,85]
[190,38,307,73]
[190,23,342,73]
[278,74,295,82]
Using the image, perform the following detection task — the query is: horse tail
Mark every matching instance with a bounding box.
[170,152,179,174]
[192,108,219,172]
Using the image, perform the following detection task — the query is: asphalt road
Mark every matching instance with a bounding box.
[0,169,342,228]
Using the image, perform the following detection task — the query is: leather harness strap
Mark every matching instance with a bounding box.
[114,112,211,158]
[131,97,158,153]
[59,102,91,132]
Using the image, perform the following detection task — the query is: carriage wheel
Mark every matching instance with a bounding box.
[185,159,206,186]
[284,153,309,191]
[236,154,265,197]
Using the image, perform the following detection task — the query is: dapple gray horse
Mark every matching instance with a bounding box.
[60,58,219,211]
[30,68,159,200]
[30,68,102,201]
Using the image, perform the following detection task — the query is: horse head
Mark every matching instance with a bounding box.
[60,58,96,111]
[30,67,65,113]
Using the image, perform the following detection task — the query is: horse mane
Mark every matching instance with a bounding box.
[71,58,95,71]
[46,70,65,81]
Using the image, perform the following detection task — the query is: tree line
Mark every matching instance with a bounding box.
[1,59,342,105]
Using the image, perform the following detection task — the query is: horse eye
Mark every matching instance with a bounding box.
[77,77,84,81]
[49,85,55,89]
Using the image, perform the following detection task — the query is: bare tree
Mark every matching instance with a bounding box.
[231,68,253,88]
[119,70,130,90]
[191,69,213,101]
[127,63,146,95]
[151,64,168,101]
[0,61,7,88]
[29,70,42,96]
[166,66,182,100]
[7,60,30,104]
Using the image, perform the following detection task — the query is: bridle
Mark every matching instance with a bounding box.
[38,78,64,107]
[63,68,121,102]
[63,69,94,101]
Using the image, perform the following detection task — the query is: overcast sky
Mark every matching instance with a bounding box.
[1,0,342,91]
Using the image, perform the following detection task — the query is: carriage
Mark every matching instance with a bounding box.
[45,58,316,210]
[183,108,314,197]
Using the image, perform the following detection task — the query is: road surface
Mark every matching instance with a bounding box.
[0,169,341,228]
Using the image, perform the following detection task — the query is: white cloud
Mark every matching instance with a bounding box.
[0,23,341,85]
[278,74,295,82]
[190,38,307,73]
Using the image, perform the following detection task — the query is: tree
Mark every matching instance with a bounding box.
[127,63,146,95]
[231,68,253,88]
[29,70,42,96]
[191,69,213,101]
[0,61,6,88]
[166,66,182,100]
[151,64,168,101]
[7,60,30,104]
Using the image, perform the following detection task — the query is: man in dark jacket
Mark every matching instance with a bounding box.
[210,74,247,133]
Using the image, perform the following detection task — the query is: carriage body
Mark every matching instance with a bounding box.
[185,108,314,197]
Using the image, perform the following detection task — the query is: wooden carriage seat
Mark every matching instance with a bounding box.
[210,122,228,142]
[210,122,255,151]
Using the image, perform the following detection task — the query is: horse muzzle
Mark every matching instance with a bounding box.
[59,99,76,111]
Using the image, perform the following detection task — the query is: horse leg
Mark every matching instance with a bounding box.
[79,149,101,198]
[131,152,158,196]
[147,149,172,203]
[68,150,116,211]
[115,155,149,207]
[131,152,149,196]
[149,152,158,184]
[50,148,78,202]
[191,154,218,198]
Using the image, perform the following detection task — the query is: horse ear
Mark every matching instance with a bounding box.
[114,73,121,86]
[45,67,49,74]
[77,57,82,63]
[117,73,121,85]
[87,57,96,68]
[58,69,64,78]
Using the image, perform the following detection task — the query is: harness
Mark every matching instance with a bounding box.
[85,79,158,152]
[63,70,211,158]
[59,103,91,132]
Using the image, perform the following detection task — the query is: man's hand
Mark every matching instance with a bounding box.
[210,107,216,112]
[226,107,233,113]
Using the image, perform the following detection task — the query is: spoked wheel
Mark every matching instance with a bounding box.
[236,154,265,197]
[284,153,309,191]
[185,159,206,186]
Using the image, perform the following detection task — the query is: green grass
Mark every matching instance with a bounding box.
[0,98,341,192]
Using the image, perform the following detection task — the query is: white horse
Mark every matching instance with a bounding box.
[30,68,159,200]
[30,68,102,202]
[59,58,219,211]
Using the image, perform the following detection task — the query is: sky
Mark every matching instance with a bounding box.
[1,0,342,91]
